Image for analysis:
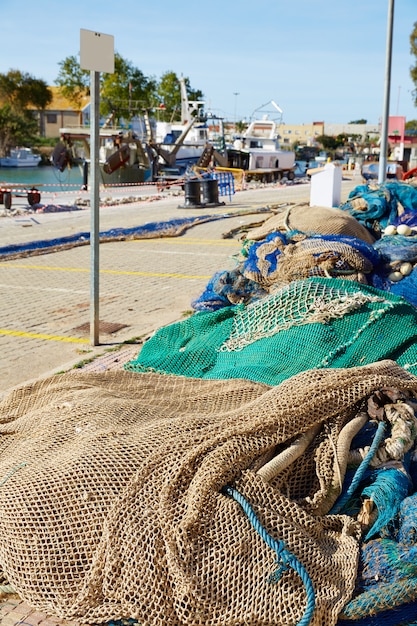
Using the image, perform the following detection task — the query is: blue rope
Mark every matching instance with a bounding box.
[330,420,386,515]
[223,485,315,626]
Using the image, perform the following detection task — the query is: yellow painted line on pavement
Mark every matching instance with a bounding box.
[0,328,87,343]
[137,238,240,246]
[1,264,212,279]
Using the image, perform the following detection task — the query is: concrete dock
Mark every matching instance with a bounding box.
[0,175,359,397]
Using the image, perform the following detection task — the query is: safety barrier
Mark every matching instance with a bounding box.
[211,171,235,202]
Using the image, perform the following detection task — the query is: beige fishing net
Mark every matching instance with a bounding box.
[0,361,416,625]
[246,204,376,244]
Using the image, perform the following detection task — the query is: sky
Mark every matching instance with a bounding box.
[1,0,416,126]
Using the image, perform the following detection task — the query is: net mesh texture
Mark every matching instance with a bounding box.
[1,361,417,625]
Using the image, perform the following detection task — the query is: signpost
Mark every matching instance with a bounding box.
[80,29,114,345]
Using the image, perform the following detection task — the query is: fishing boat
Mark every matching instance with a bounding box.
[56,76,226,185]
[54,127,151,185]
[0,147,41,168]
[227,117,296,182]
[145,77,227,179]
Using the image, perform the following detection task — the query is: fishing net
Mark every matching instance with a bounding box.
[1,361,417,625]
[191,267,268,312]
[245,204,376,244]
[242,234,378,287]
[192,232,379,312]
[340,182,417,240]
[337,492,417,624]
[365,233,417,308]
[126,278,417,385]
[0,208,270,261]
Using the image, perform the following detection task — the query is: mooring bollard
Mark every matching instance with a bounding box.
[178,179,202,208]
[201,179,224,207]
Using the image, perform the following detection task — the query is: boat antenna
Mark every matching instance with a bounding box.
[250,100,283,122]
[271,100,283,114]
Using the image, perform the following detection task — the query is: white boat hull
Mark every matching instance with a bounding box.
[0,159,41,168]
[0,148,41,168]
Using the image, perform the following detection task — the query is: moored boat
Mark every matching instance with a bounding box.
[54,128,151,185]
[227,117,296,181]
[0,147,41,168]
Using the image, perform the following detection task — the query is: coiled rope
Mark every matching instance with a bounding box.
[222,485,315,626]
[330,420,386,515]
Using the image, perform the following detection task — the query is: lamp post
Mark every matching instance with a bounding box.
[233,92,239,131]
[378,0,395,184]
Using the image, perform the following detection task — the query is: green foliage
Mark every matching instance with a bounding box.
[348,119,367,124]
[235,120,247,133]
[316,134,339,150]
[100,54,157,122]
[55,55,90,109]
[157,71,182,121]
[0,69,52,154]
[0,69,52,110]
[336,133,349,144]
[55,56,204,125]
[156,71,203,122]
[0,103,39,155]
[406,119,417,131]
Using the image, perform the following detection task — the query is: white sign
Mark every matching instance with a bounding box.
[80,29,114,73]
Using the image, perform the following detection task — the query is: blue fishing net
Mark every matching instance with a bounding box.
[191,268,267,311]
[369,234,417,306]
[193,231,381,312]
[337,601,417,625]
[340,182,417,240]
[339,493,417,623]
[0,210,270,259]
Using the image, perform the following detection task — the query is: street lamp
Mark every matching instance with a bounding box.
[233,92,239,131]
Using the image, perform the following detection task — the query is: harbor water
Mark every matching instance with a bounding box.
[0,164,84,193]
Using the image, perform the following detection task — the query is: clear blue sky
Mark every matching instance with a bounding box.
[1,0,416,125]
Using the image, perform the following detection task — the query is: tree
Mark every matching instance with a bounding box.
[56,57,203,125]
[348,119,367,124]
[316,134,338,150]
[100,55,157,122]
[0,69,52,111]
[406,119,417,131]
[0,104,37,156]
[156,71,204,122]
[410,21,417,107]
[56,53,157,122]
[55,55,89,109]
[0,69,52,155]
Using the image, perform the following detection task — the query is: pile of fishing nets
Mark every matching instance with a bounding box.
[192,182,417,311]
[1,361,417,626]
[3,181,417,625]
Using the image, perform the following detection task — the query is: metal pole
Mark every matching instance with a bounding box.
[378,0,395,184]
[90,70,100,345]
[233,92,239,131]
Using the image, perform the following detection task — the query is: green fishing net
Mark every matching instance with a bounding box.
[125,277,417,385]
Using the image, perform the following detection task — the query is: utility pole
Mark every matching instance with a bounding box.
[233,92,239,132]
[378,0,394,184]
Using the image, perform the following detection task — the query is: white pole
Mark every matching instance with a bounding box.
[378,0,395,184]
[90,70,100,345]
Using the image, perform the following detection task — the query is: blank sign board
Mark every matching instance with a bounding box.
[80,29,114,73]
